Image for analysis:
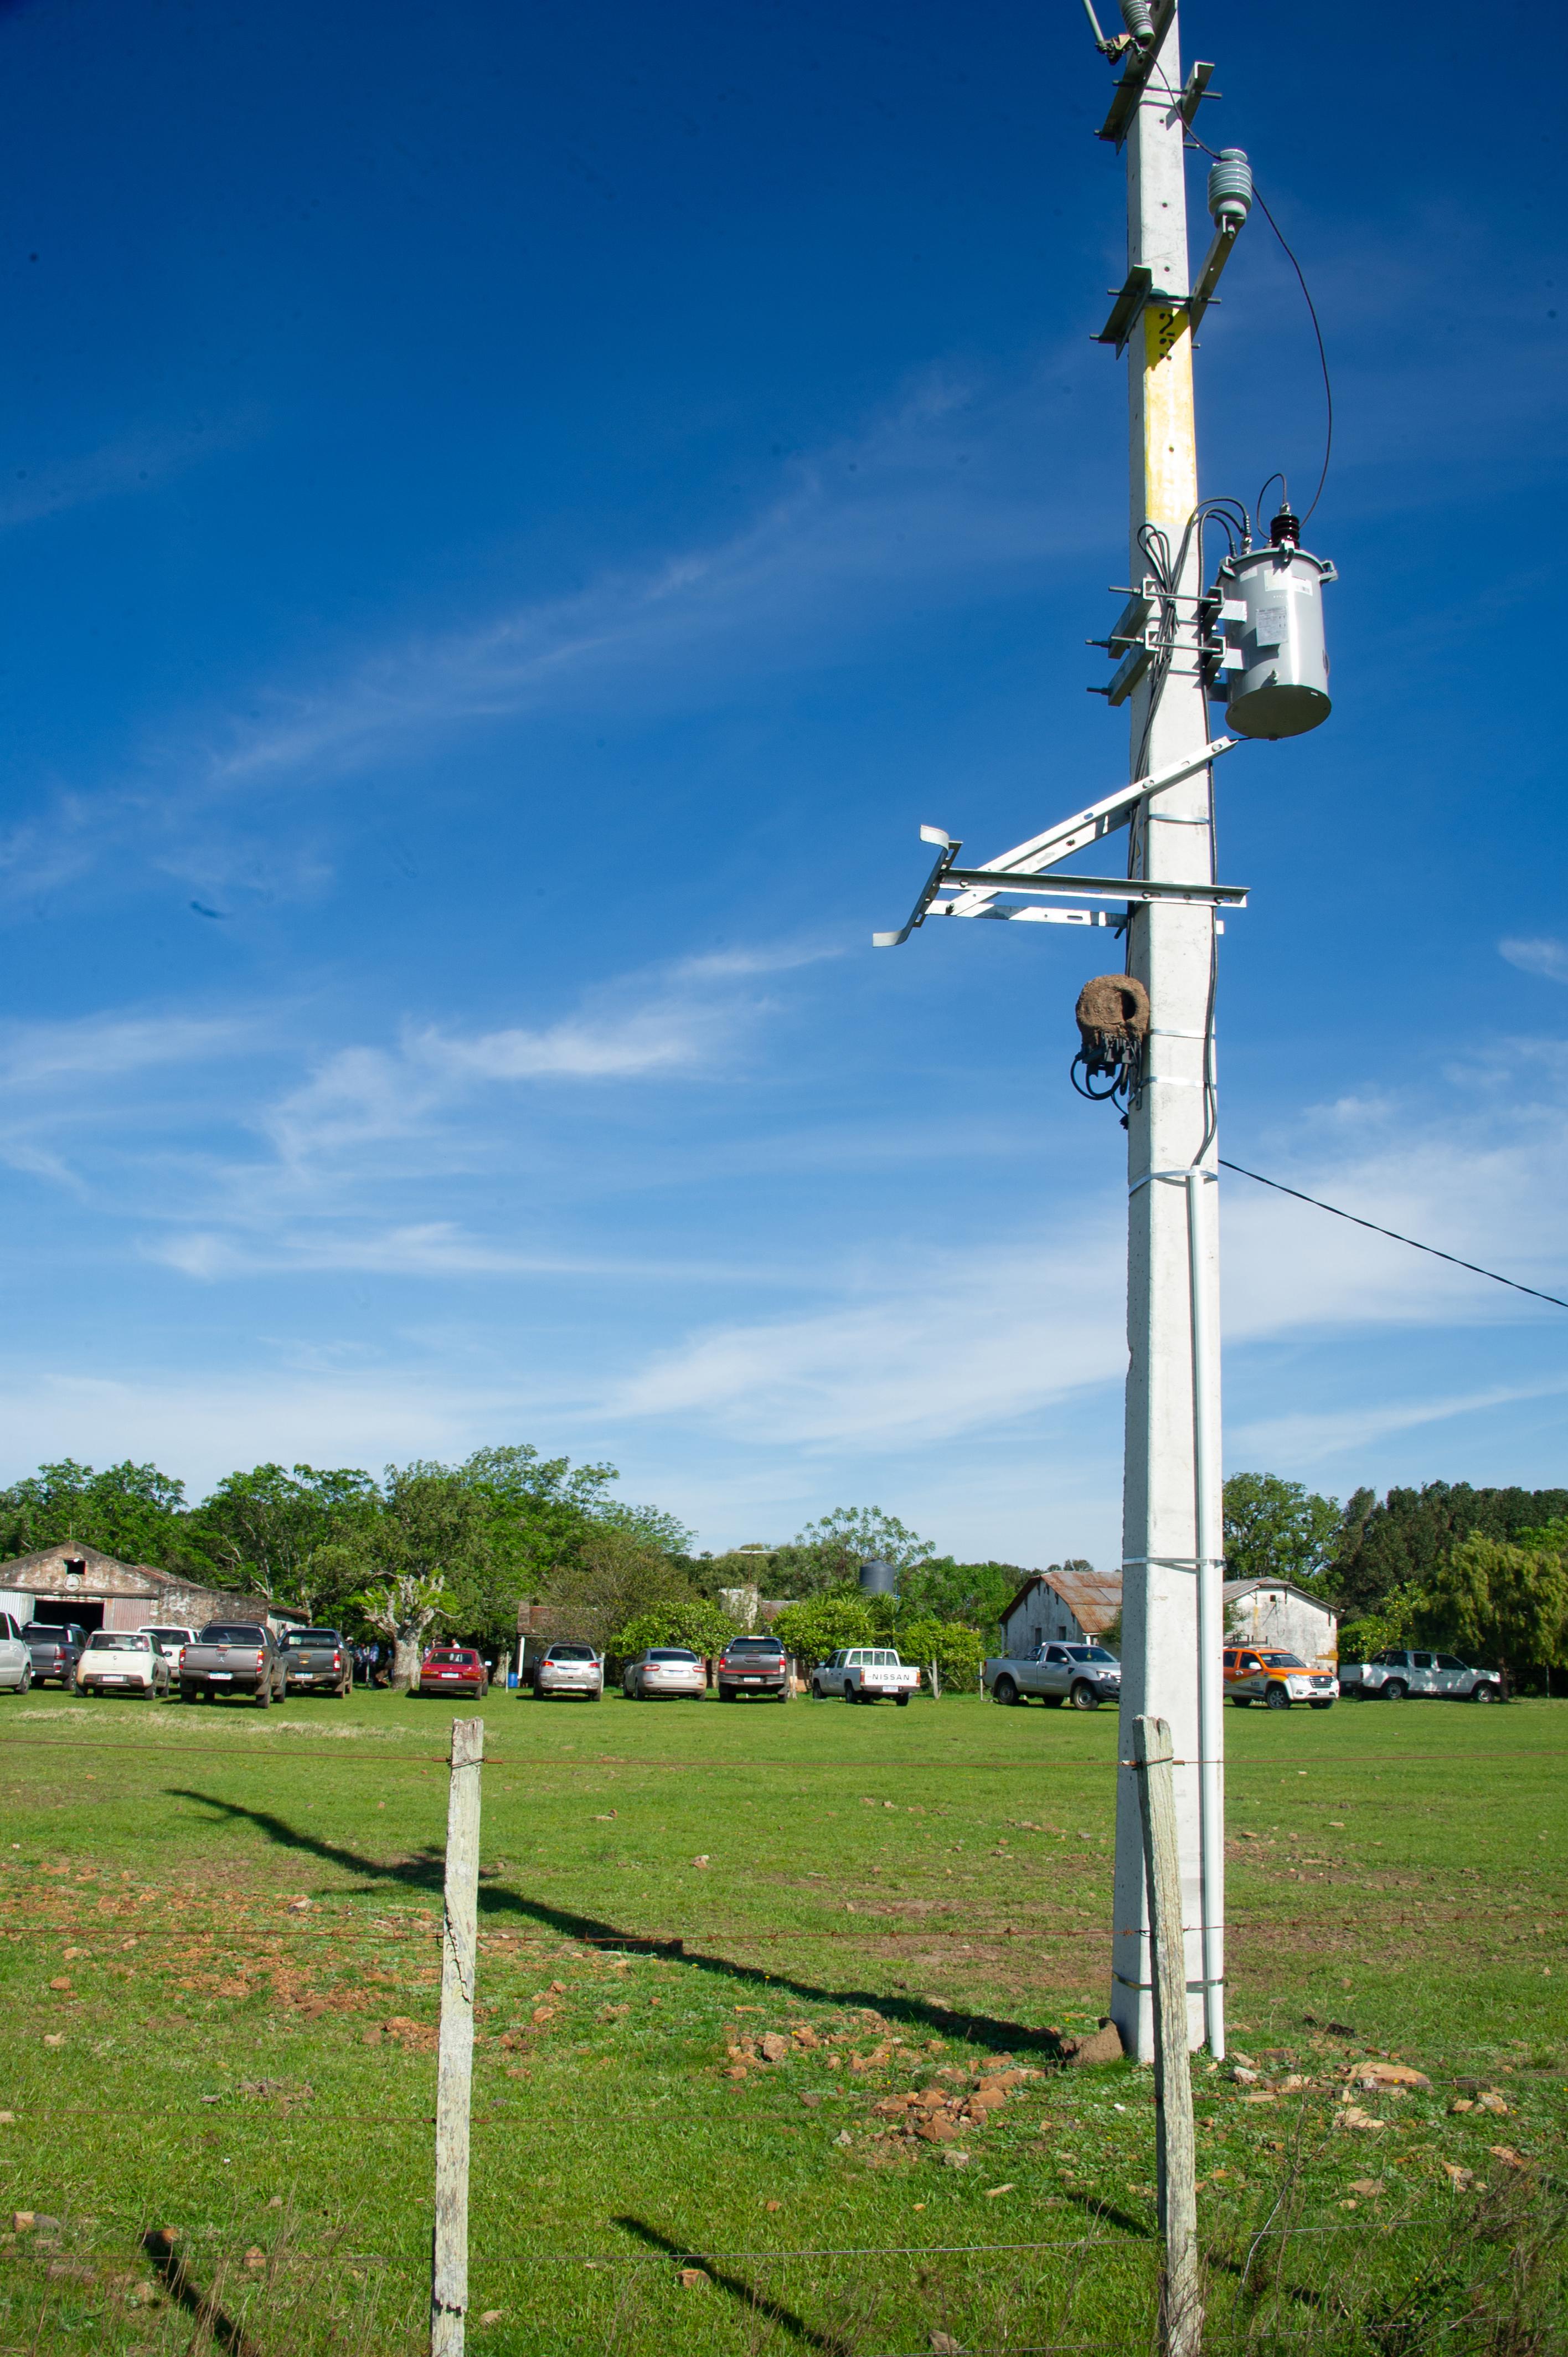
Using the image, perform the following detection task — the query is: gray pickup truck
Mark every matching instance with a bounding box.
[983,1641,1122,1711]
[179,1622,286,1709]
[1338,1647,1504,1702]
[23,1623,88,1690]
[280,1627,352,1697]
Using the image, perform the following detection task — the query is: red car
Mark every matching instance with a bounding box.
[414,1646,489,1699]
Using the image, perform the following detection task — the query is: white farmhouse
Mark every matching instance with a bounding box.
[1222,1578,1338,1674]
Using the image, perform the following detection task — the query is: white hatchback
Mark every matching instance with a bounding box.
[78,1632,172,1699]
[622,1648,705,1701]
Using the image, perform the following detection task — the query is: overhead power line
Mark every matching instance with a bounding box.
[1218,1160,1568,1311]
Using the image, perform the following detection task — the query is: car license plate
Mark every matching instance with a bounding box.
[743,1676,761,1683]
[209,1671,232,1680]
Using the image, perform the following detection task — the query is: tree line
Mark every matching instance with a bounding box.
[6,1453,1562,1687]
[0,1461,1021,1687]
[1222,1472,1568,1688]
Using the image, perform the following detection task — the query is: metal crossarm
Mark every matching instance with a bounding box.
[872,736,1239,945]
[870,826,963,950]
[941,869,1246,908]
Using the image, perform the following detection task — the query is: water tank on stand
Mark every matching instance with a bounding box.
[1213,505,1337,740]
[858,1558,899,1597]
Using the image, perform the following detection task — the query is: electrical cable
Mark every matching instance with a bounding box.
[1246,185,1333,523]
[1218,1161,1568,1311]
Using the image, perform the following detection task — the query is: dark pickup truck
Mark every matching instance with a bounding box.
[24,1624,88,1690]
[179,1622,286,1708]
[280,1627,352,1697]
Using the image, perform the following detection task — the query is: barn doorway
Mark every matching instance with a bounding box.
[29,1599,105,1634]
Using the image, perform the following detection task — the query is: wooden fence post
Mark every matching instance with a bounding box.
[431,1716,483,2357]
[1132,1713,1201,2357]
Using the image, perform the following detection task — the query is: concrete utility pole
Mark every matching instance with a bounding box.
[1107,1,1226,2066]
[876,0,1343,2057]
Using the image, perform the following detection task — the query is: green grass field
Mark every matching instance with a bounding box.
[0,1684,1563,2355]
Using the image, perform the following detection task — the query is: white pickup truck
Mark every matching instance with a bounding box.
[1337,1647,1504,1702]
[983,1641,1122,1711]
[810,1647,920,1706]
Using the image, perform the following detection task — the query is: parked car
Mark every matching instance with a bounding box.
[76,1631,172,1699]
[415,1646,489,1699]
[1337,1648,1504,1702]
[23,1623,88,1691]
[180,1623,286,1708]
[810,1648,920,1705]
[984,1641,1121,1711]
[1223,1646,1338,1710]
[528,1643,604,1700]
[622,1648,705,1701]
[716,1633,791,1702]
[138,1624,196,1672]
[279,1627,353,1697]
[0,1610,33,1694]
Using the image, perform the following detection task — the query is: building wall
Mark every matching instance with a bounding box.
[1226,1587,1338,1673]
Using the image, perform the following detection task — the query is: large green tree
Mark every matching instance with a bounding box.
[534,1524,694,1655]
[1419,1535,1568,1686]
[611,1599,738,1659]
[1328,1482,1568,1617]
[770,1593,875,1668]
[0,1459,193,1571]
[1223,1473,1342,1592]
[900,1558,1025,1640]
[770,1507,935,1598]
[185,1463,379,1607]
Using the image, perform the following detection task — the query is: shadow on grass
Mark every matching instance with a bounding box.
[169,1789,1070,2061]
[613,2216,855,2355]
[142,2228,263,2356]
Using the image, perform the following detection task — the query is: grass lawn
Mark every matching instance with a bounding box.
[0,1684,1563,2355]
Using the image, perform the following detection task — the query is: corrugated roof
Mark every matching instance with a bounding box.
[1222,1578,1335,1611]
[1002,1568,1122,1636]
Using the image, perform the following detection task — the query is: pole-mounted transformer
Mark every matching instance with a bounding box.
[1205,503,1337,740]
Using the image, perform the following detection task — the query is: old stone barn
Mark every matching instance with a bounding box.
[0,1541,271,1638]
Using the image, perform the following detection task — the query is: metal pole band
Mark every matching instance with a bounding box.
[1128,1166,1219,1193]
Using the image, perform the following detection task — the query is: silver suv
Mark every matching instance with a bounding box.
[529,1643,604,1701]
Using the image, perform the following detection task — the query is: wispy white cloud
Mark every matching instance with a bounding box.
[146,1222,784,1286]
[601,1089,1568,1453]
[0,411,265,534]
[0,1010,254,1093]
[1228,1376,1568,1469]
[171,363,1101,795]
[262,946,829,1165]
[1500,936,1568,985]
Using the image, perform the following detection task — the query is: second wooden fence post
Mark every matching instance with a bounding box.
[1132,1712,1202,2357]
[431,1715,484,2357]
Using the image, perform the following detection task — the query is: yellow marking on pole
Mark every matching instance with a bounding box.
[1142,303,1197,534]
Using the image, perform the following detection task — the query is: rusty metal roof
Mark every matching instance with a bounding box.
[1002,1568,1123,1636]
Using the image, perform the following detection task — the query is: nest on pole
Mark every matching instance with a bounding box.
[1075,974,1151,1078]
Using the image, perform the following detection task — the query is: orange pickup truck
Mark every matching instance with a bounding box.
[1223,1646,1338,1711]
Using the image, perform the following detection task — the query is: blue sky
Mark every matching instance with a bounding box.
[1,0,1564,1562]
